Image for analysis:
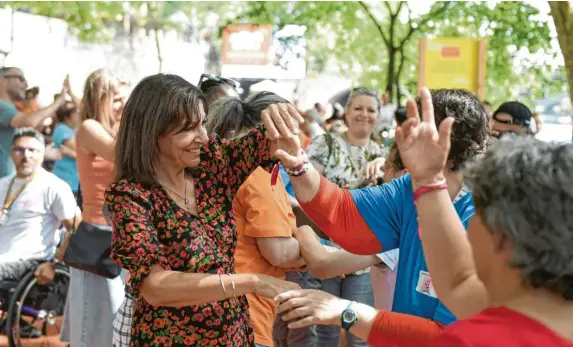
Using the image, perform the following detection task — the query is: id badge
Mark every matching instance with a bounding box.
[416,270,438,298]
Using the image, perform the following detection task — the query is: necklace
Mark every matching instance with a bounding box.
[161,171,190,209]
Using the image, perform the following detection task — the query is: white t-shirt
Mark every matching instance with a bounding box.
[0,168,78,263]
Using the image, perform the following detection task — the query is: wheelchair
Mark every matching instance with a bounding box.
[0,262,70,347]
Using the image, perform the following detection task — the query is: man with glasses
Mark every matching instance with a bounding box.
[0,67,67,177]
[0,128,79,286]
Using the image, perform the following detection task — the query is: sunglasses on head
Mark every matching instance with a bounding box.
[197,73,238,90]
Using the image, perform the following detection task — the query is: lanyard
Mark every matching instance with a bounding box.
[2,175,33,212]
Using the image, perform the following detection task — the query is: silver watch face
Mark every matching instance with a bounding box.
[342,310,356,323]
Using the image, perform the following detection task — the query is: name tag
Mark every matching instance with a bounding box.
[416,270,438,298]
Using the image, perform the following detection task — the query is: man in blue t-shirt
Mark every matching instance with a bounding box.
[0,67,67,177]
[268,89,490,344]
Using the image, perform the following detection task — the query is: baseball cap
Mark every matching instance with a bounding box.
[492,101,532,127]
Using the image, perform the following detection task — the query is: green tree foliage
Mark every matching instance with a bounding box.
[240,1,556,106]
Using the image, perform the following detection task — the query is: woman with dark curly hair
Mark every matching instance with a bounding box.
[258,88,489,346]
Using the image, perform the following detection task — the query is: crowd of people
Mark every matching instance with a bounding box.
[0,63,571,347]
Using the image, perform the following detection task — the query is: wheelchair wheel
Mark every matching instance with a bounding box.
[6,265,70,347]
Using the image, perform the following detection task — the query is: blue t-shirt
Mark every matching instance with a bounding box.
[52,123,79,192]
[350,174,475,326]
[0,101,18,178]
[279,165,295,197]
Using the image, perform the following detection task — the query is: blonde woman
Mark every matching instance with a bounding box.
[60,69,128,347]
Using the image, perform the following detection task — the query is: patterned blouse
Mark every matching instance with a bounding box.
[307,132,386,190]
[105,125,275,347]
[307,132,386,275]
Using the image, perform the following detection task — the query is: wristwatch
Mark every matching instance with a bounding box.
[340,301,358,331]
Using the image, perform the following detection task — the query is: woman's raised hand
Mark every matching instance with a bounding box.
[394,88,454,185]
[261,103,305,169]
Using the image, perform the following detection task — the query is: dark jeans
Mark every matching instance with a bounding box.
[0,259,40,283]
[273,271,322,347]
[317,273,374,347]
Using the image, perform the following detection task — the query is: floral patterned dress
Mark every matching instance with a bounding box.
[105,125,275,347]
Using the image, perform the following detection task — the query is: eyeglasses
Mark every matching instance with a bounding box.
[11,146,42,156]
[2,74,26,83]
[197,73,238,90]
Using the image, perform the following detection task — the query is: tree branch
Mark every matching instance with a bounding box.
[397,1,449,50]
[358,1,390,47]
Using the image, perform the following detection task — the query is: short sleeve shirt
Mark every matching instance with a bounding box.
[307,132,386,274]
[0,101,18,178]
[307,132,385,190]
[0,168,78,262]
[52,123,79,192]
[350,174,476,325]
[233,167,297,346]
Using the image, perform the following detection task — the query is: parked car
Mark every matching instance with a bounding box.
[535,95,572,144]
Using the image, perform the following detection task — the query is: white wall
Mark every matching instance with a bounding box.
[0,9,206,106]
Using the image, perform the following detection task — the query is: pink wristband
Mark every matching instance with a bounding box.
[414,183,448,202]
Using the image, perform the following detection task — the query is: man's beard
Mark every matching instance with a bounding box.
[16,161,38,177]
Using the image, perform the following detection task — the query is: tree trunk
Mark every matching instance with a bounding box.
[549,1,573,136]
[395,47,406,106]
[154,27,163,73]
[386,47,397,103]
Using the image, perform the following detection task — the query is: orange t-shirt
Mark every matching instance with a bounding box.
[233,167,297,347]
[299,132,311,149]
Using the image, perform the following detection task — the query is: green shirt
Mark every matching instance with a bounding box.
[0,101,18,178]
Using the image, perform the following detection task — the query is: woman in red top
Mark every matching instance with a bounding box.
[272,89,573,346]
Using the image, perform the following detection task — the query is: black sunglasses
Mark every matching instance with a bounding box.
[2,74,26,83]
[197,73,238,90]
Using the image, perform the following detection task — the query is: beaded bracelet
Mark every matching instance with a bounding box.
[285,151,310,177]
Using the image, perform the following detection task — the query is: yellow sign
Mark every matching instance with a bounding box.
[419,38,486,99]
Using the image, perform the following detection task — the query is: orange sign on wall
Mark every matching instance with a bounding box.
[221,24,273,66]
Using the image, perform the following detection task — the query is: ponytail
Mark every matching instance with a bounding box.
[207,91,290,139]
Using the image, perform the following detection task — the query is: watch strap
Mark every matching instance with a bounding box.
[340,301,358,331]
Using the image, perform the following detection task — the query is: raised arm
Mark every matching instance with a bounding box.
[10,96,65,128]
[106,181,300,307]
[221,124,276,187]
[261,104,405,256]
[76,119,115,162]
[395,88,489,319]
